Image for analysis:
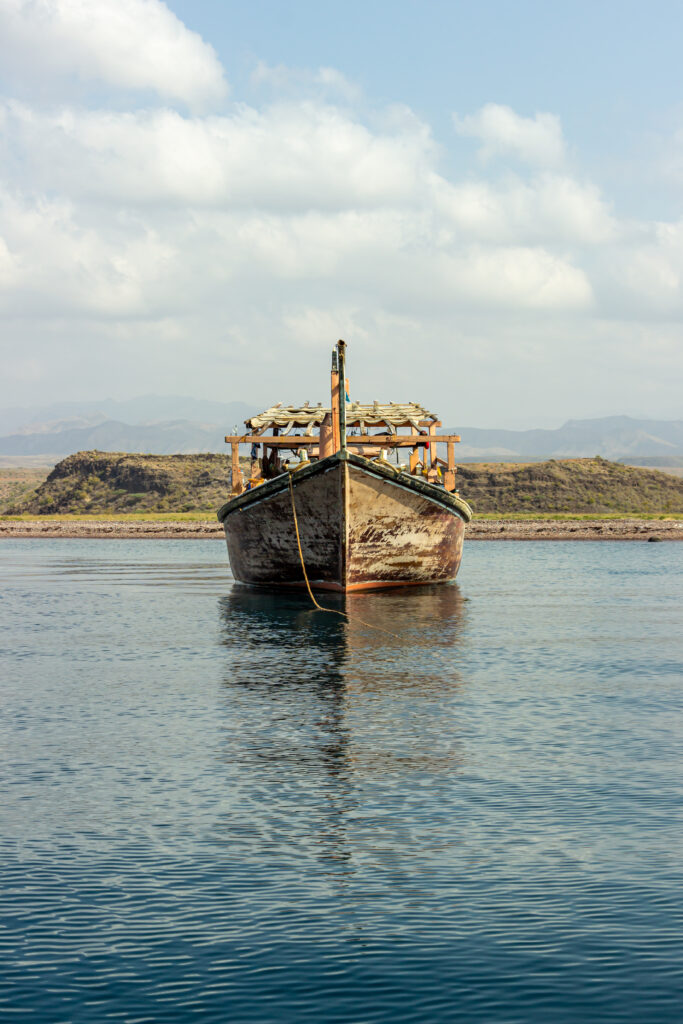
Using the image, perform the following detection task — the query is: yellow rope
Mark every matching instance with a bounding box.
[287,471,400,639]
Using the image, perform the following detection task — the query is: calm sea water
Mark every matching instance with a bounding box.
[1,538,682,1023]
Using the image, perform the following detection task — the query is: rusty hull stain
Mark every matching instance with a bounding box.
[225,464,342,586]
[346,466,464,586]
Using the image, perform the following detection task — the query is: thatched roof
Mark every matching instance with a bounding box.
[246,402,437,434]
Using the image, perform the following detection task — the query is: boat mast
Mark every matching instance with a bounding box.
[330,347,340,453]
[337,340,347,452]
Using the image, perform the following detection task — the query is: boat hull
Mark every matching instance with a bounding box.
[218,452,470,592]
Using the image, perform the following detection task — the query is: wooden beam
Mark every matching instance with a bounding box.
[224,433,461,448]
[224,434,266,443]
[346,433,461,445]
[224,435,318,447]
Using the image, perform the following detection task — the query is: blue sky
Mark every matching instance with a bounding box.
[0,0,681,427]
[172,0,683,209]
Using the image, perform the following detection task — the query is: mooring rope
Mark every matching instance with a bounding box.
[287,471,400,639]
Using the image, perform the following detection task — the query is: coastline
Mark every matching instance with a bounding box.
[1,518,681,541]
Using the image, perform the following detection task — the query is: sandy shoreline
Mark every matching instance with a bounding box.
[1,519,681,541]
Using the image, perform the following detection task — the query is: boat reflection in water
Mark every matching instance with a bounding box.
[218,581,467,698]
[216,584,469,881]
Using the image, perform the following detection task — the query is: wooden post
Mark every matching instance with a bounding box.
[319,412,334,458]
[249,443,262,484]
[444,441,456,492]
[410,448,420,474]
[271,427,280,475]
[425,423,439,482]
[231,441,243,495]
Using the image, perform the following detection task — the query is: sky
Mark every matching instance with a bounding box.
[0,0,682,428]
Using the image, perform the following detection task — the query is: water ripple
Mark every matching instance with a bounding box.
[0,538,682,1022]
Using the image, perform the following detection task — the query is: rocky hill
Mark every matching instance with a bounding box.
[9,452,238,515]
[456,457,683,514]
[6,451,683,517]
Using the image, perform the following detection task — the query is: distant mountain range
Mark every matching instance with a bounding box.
[0,396,257,458]
[0,396,256,438]
[0,419,237,457]
[447,417,683,460]
[0,397,681,461]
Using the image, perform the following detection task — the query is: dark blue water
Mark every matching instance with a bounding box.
[1,539,682,1023]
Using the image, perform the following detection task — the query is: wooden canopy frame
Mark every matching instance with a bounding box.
[225,341,461,495]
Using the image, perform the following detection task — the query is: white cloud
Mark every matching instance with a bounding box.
[282,306,370,350]
[0,53,681,421]
[0,186,179,317]
[597,220,683,315]
[0,0,227,106]
[0,94,675,327]
[1,100,434,210]
[440,246,593,310]
[0,234,18,286]
[251,62,361,103]
[433,173,615,244]
[454,103,565,166]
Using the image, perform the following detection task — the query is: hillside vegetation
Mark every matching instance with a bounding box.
[8,452,237,515]
[0,467,51,513]
[5,451,683,517]
[456,457,683,514]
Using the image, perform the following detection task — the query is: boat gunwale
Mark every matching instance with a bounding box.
[217,450,473,523]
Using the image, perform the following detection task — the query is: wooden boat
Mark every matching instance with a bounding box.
[217,341,472,592]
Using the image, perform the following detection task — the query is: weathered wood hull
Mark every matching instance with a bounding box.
[217,452,470,592]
